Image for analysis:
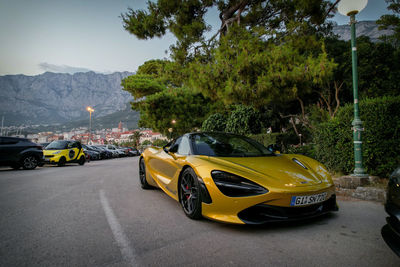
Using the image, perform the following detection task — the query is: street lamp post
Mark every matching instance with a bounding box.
[169,119,176,140]
[86,107,94,144]
[338,0,368,178]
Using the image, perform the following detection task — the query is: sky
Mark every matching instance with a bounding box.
[0,0,393,76]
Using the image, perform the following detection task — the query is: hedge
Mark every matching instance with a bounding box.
[201,113,227,132]
[313,96,400,177]
[225,105,261,135]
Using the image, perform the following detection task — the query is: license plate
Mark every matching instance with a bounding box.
[290,192,327,206]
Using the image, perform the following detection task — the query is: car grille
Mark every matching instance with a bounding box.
[237,195,338,224]
[45,155,54,158]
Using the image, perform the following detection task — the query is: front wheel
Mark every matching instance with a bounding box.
[58,157,66,167]
[139,158,151,189]
[179,168,202,220]
[78,156,85,165]
[21,155,38,170]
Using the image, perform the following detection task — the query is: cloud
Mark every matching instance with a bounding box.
[38,62,93,74]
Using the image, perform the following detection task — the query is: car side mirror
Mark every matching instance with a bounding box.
[163,146,169,154]
[163,141,173,154]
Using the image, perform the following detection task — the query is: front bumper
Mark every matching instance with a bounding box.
[201,183,337,224]
[237,194,338,224]
[44,154,62,164]
[382,202,400,257]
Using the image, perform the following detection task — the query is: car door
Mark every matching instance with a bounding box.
[66,141,80,161]
[150,136,192,197]
[0,137,20,163]
[167,135,192,193]
[147,138,180,192]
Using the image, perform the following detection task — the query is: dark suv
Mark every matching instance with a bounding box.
[0,136,44,170]
[382,166,400,256]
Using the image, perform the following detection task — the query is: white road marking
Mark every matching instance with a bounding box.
[99,189,138,266]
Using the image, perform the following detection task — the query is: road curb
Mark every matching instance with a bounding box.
[335,186,386,203]
[333,177,387,203]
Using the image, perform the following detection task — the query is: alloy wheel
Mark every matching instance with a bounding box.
[22,156,38,170]
[180,172,199,215]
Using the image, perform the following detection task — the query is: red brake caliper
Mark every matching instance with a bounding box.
[186,185,189,199]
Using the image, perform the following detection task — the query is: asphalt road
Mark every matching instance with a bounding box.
[0,157,399,267]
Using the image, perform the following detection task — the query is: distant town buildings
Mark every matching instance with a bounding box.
[23,125,167,146]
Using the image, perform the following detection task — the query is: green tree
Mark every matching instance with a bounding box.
[121,1,339,137]
[121,0,336,63]
[122,59,215,135]
[130,131,143,147]
[189,27,336,109]
[134,87,211,136]
[323,36,400,104]
[377,0,400,47]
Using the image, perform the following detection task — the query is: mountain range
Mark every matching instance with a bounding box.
[0,71,135,127]
[0,21,394,133]
[332,20,393,42]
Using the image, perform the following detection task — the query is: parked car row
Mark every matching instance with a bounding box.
[81,144,140,160]
[0,136,141,170]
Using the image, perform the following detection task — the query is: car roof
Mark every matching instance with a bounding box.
[0,136,30,142]
[50,140,79,143]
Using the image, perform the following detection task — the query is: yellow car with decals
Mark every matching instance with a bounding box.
[43,140,86,167]
[140,132,338,224]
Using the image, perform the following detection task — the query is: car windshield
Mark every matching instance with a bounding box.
[45,140,69,150]
[191,133,273,157]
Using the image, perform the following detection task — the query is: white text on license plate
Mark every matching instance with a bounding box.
[290,192,327,206]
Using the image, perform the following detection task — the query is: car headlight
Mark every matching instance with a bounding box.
[211,170,268,197]
[53,151,61,155]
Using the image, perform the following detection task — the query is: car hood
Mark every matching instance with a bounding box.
[200,155,325,188]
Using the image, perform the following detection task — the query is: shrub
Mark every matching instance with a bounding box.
[152,139,169,147]
[249,133,281,147]
[249,132,304,154]
[313,96,400,177]
[287,144,316,158]
[225,105,261,135]
[201,113,227,132]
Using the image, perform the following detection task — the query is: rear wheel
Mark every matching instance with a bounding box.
[179,168,202,220]
[21,155,38,170]
[139,158,151,189]
[58,157,66,167]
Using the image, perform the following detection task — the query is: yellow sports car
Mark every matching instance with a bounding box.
[140,132,338,224]
[43,140,86,167]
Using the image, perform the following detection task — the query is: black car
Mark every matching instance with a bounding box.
[92,145,113,159]
[88,145,107,159]
[382,166,400,257]
[0,136,44,170]
[83,148,100,160]
[82,145,103,160]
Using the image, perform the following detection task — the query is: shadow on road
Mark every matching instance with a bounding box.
[204,212,338,232]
